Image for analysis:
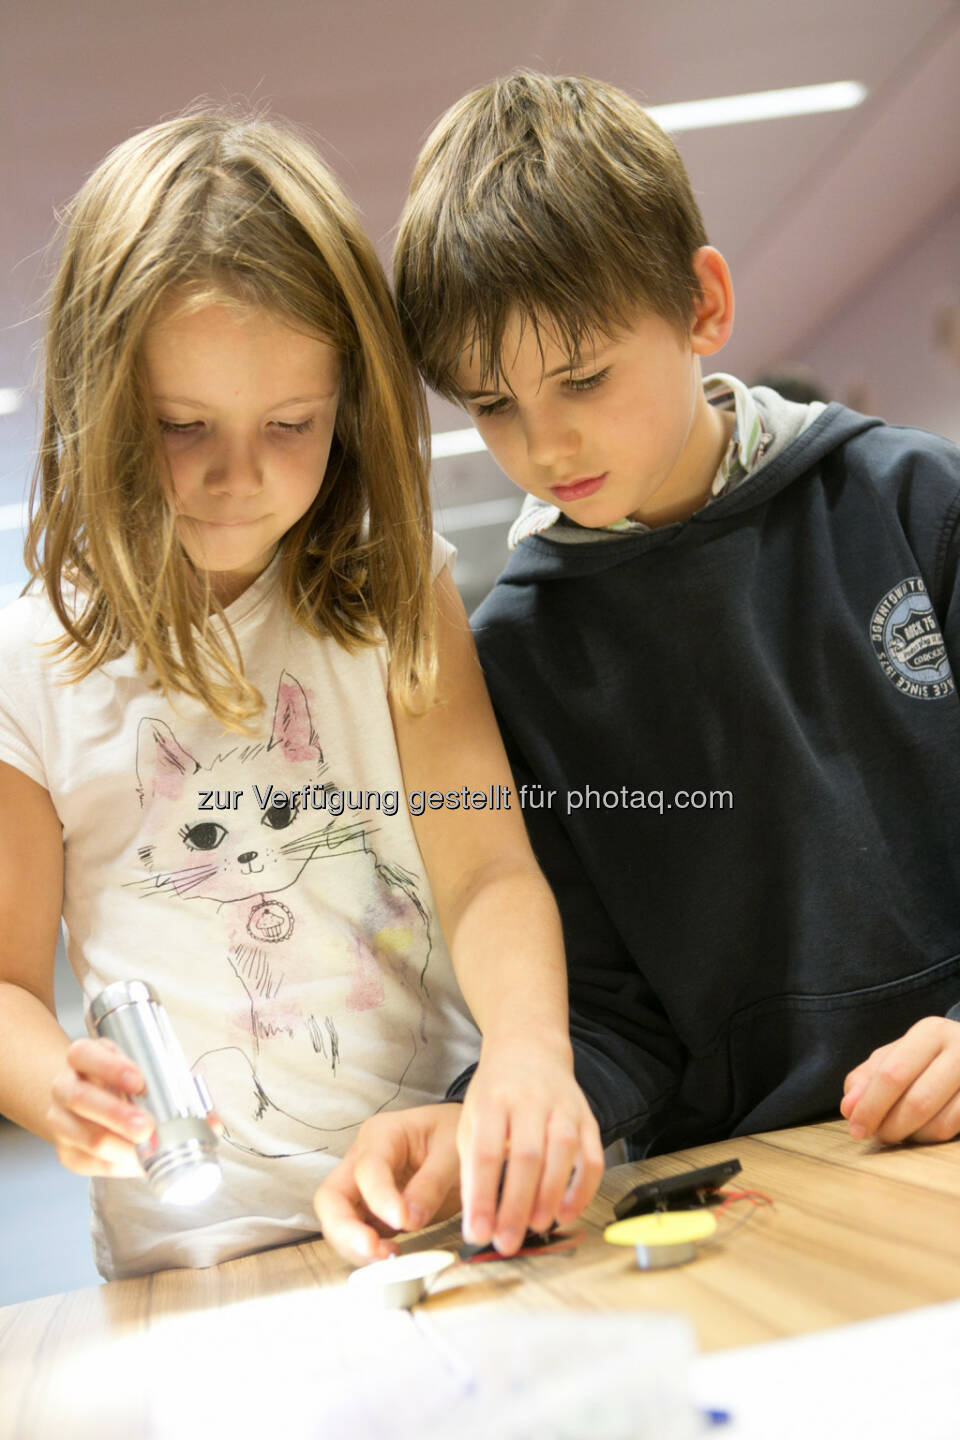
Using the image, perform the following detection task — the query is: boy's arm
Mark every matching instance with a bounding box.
[931,476,960,1031]
[390,568,604,1255]
[317,686,684,1265]
[445,726,685,1150]
[318,910,683,1269]
[842,437,960,1142]
[319,939,683,1268]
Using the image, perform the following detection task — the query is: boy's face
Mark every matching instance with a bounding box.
[453,249,733,530]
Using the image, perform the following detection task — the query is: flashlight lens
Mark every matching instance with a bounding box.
[160,1162,222,1207]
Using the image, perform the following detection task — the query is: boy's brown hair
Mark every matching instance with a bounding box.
[394,70,709,399]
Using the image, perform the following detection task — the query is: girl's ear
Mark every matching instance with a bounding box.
[689,247,735,356]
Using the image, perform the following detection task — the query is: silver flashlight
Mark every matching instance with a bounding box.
[86,979,222,1206]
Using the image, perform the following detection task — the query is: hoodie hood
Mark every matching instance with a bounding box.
[495,403,883,584]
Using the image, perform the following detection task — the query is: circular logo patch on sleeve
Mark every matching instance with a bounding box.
[870,577,955,699]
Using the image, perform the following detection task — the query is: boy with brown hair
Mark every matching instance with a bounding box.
[315,71,960,1265]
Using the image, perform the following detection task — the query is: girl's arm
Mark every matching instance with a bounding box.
[389,568,604,1255]
[0,760,151,1171]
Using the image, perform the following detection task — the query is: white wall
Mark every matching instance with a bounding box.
[796,191,960,444]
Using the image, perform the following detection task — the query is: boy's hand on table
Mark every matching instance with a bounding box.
[314,1104,462,1266]
[458,1041,604,1256]
[841,1017,960,1144]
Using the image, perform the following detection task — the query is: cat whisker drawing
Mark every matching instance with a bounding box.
[134,850,220,897]
[279,820,377,859]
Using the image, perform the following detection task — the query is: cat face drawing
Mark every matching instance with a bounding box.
[133,670,433,1157]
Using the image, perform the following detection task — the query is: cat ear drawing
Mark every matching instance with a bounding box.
[268,671,323,764]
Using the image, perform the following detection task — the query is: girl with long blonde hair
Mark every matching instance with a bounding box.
[0,111,602,1279]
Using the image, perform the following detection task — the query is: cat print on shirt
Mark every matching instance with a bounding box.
[132,670,432,1158]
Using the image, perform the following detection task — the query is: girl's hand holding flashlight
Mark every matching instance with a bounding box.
[47,1036,155,1177]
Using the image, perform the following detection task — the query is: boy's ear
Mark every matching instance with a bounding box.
[689,247,734,356]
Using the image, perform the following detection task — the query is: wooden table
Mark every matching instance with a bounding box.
[3,1120,960,1439]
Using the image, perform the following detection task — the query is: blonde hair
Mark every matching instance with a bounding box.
[28,109,436,728]
[394,70,709,398]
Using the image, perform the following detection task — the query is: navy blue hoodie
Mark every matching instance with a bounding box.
[456,405,960,1153]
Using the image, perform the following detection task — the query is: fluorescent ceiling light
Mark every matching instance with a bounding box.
[430,428,486,459]
[0,502,28,532]
[648,81,867,133]
[0,388,24,417]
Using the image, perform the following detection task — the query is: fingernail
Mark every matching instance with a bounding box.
[462,1215,485,1246]
[495,1230,520,1255]
[849,1123,867,1139]
[406,1205,425,1230]
[123,1069,142,1091]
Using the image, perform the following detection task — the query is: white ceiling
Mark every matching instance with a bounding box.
[2,0,959,518]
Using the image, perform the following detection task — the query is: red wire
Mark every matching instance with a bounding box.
[712,1186,774,1216]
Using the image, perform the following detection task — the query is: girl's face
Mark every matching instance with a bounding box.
[143,299,340,605]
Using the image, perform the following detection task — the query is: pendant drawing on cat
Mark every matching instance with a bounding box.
[248,898,294,942]
[130,669,433,1158]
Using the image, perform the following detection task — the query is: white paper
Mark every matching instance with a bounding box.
[694,1300,960,1439]
[406,1310,702,1440]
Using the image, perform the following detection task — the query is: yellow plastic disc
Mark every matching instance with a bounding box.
[603,1210,718,1247]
